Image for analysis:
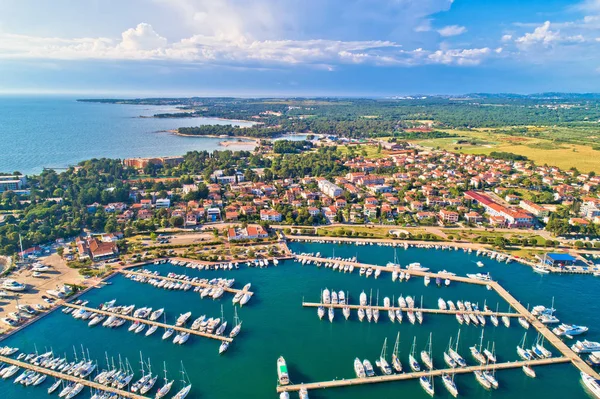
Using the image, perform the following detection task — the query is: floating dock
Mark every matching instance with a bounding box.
[63,303,232,342]
[0,354,149,399]
[302,302,521,317]
[277,357,570,392]
[118,269,254,296]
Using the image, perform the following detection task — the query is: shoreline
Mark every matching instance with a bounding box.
[167,130,261,147]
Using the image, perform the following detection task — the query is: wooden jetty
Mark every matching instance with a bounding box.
[118,269,254,296]
[63,303,232,342]
[489,281,600,379]
[295,254,491,285]
[302,302,521,317]
[0,354,149,399]
[277,357,570,393]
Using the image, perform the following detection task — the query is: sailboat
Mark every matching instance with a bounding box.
[490,304,499,327]
[391,332,402,373]
[474,370,492,389]
[409,337,421,372]
[470,330,487,364]
[449,330,467,367]
[377,338,392,375]
[517,332,533,361]
[420,333,433,370]
[343,291,351,320]
[172,362,192,399]
[444,337,458,368]
[373,290,380,323]
[442,373,458,397]
[502,306,511,328]
[229,308,242,338]
[419,374,434,396]
[155,362,174,399]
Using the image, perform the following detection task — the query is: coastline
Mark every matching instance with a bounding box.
[167,129,261,147]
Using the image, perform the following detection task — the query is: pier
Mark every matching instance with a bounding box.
[0,354,149,399]
[118,269,254,296]
[295,254,491,285]
[489,281,600,379]
[277,357,570,393]
[63,303,232,342]
[301,302,521,317]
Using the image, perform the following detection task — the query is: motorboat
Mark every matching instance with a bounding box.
[582,372,600,399]
[407,262,429,272]
[572,340,600,354]
[553,324,588,337]
[1,279,26,292]
[466,272,492,282]
[277,357,289,385]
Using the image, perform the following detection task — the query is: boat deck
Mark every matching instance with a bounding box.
[118,269,254,296]
[277,357,570,392]
[0,354,150,399]
[62,303,232,342]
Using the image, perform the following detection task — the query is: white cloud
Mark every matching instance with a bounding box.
[501,34,513,42]
[119,23,167,51]
[514,21,586,48]
[437,25,467,37]
[428,47,491,65]
[0,21,501,68]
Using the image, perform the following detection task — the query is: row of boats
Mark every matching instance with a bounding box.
[0,345,192,399]
[349,330,535,397]
[124,269,253,305]
[165,258,278,270]
[63,299,241,354]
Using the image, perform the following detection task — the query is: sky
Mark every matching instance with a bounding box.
[1,0,600,96]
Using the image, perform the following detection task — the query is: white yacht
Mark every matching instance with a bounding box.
[572,340,600,354]
[362,359,375,377]
[553,324,589,337]
[407,262,429,272]
[582,372,600,398]
[377,338,392,375]
[322,288,331,305]
[419,375,434,396]
[1,279,26,292]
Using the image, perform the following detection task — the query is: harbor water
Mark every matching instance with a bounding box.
[1,241,599,399]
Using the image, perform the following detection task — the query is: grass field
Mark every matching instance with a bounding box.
[411,129,600,173]
[336,144,389,159]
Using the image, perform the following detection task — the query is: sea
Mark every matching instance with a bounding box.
[0,96,304,175]
[1,241,599,399]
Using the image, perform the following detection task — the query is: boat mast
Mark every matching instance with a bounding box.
[163,361,168,384]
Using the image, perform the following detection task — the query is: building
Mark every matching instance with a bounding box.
[0,175,26,193]
[76,237,119,261]
[260,209,282,222]
[544,253,576,267]
[123,156,183,169]
[206,208,221,222]
[227,225,269,241]
[465,191,534,228]
[155,198,171,208]
[519,200,549,218]
[439,209,459,223]
[317,179,343,198]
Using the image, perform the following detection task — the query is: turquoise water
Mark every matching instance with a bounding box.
[0,97,257,175]
[1,242,598,399]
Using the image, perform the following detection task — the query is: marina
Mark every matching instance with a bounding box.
[1,243,600,399]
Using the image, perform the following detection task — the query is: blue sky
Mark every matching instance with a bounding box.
[1,0,600,96]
